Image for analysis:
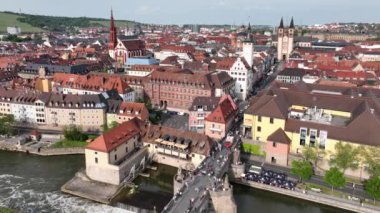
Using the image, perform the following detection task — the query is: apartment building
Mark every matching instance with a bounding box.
[215,57,254,100]
[188,97,220,133]
[144,70,233,112]
[243,83,380,178]
[204,95,238,140]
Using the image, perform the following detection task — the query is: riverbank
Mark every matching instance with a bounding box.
[232,178,379,213]
[0,151,347,213]
[0,141,84,156]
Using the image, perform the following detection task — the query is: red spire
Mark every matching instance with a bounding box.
[108,9,117,50]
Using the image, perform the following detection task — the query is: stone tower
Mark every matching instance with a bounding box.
[243,40,254,68]
[277,17,294,61]
[108,9,118,59]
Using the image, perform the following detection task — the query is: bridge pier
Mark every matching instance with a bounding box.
[209,176,237,213]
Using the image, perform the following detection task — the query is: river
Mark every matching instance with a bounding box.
[0,151,345,213]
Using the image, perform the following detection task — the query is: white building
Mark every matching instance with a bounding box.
[10,95,38,124]
[7,26,21,35]
[277,18,295,61]
[216,57,253,100]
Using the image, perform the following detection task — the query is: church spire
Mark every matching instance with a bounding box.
[279,17,284,29]
[108,9,117,50]
[290,17,295,28]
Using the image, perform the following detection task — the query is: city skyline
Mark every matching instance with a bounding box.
[1,0,379,25]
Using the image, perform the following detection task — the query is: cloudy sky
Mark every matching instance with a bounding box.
[1,0,379,25]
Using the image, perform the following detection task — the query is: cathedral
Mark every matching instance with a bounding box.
[108,10,145,67]
[277,17,295,61]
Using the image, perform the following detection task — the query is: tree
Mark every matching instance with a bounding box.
[291,160,313,182]
[110,121,119,129]
[324,167,346,192]
[0,115,15,136]
[302,146,317,162]
[63,125,87,141]
[364,177,380,204]
[360,146,380,178]
[329,142,359,172]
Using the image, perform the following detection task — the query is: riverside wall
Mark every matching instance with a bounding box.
[232,178,379,213]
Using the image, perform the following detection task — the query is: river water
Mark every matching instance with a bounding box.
[0,151,345,213]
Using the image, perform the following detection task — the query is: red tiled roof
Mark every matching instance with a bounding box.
[160,45,195,53]
[120,40,145,51]
[86,118,143,152]
[205,95,237,124]
[267,128,291,144]
[118,102,149,121]
[52,73,132,94]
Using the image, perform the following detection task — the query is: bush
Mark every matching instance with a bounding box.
[242,143,265,156]
[63,126,88,141]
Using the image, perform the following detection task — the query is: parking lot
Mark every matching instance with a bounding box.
[162,113,189,131]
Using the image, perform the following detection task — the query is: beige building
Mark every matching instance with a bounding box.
[0,89,17,116]
[306,32,376,42]
[143,124,214,169]
[85,118,147,185]
[45,94,108,130]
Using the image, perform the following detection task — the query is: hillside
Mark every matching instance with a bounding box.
[0,11,136,33]
[0,12,44,33]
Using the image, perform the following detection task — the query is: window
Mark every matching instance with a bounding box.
[115,154,117,161]
[95,157,98,164]
[257,126,261,132]
[309,129,317,147]
[299,128,307,146]
[258,116,262,122]
[270,118,274,124]
[273,142,277,148]
[319,130,327,150]
[126,147,128,153]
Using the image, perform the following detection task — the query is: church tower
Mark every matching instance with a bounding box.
[277,17,294,61]
[108,9,118,59]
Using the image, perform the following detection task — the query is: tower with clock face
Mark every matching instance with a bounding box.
[277,17,295,61]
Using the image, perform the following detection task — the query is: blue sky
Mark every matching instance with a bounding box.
[1,0,379,25]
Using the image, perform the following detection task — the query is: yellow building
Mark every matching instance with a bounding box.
[243,82,380,179]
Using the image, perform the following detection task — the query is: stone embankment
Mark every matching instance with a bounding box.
[0,141,84,156]
[61,170,121,204]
